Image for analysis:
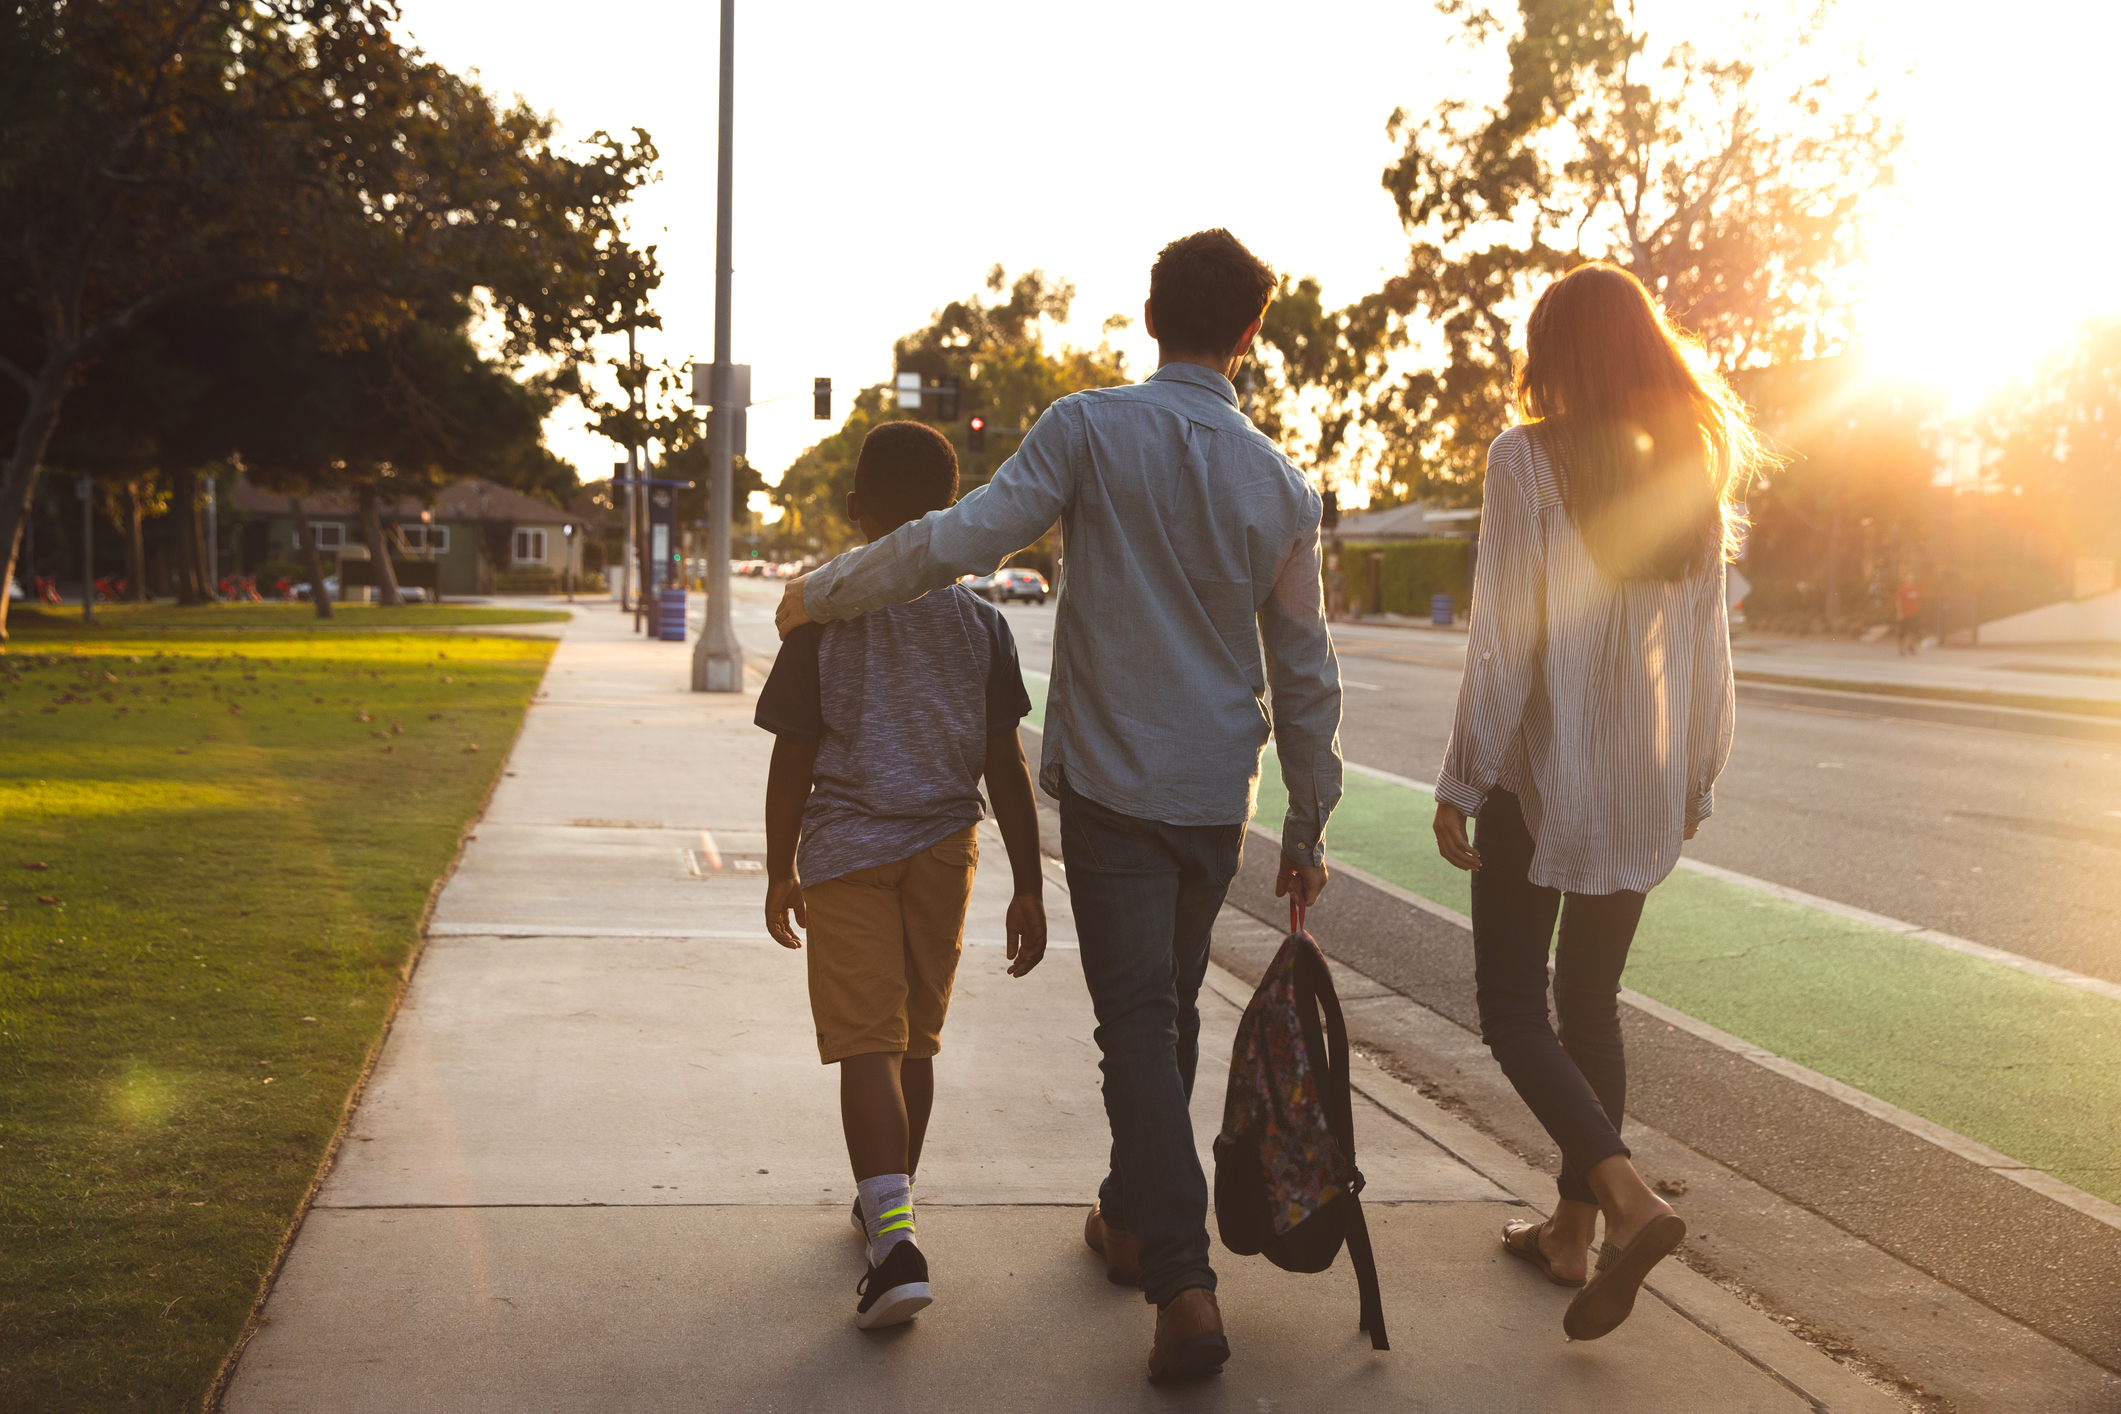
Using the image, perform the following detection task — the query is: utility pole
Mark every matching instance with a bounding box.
[692,0,743,692]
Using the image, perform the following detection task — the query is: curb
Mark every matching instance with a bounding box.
[1735,676,2121,741]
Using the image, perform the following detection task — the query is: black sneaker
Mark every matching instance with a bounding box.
[855,1239,932,1329]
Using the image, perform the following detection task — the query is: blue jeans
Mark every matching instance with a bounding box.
[1471,790,1644,1205]
[1058,775,1244,1307]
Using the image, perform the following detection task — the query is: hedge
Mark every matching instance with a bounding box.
[492,568,559,594]
[1335,538,1475,618]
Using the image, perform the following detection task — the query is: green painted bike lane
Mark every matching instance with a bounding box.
[1023,674,2121,1204]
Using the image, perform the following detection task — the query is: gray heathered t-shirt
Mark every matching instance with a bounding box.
[755,583,1033,886]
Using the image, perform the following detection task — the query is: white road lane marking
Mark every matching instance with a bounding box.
[1342,679,1383,691]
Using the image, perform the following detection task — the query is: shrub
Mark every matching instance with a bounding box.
[492,568,558,594]
[1337,538,1475,617]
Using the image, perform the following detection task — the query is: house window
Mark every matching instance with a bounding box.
[303,523,344,551]
[512,528,548,565]
[398,525,450,553]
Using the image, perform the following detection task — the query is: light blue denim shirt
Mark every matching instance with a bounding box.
[802,362,1343,866]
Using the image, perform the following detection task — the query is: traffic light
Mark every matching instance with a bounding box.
[1322,487,1340,531]
[937,375,960,422]
[814,376,831,420]
[968,415,986,452]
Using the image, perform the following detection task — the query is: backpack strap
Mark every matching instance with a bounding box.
[1291,939,1390,1351]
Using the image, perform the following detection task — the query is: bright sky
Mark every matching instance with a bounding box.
[398,0,2121,492]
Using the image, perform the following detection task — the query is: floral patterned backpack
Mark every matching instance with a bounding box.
[1212,901,1388,1350]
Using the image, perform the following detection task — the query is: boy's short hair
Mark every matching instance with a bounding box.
[1148,229,1277,360]
[855,420,960,527]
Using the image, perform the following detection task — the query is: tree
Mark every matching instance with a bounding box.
[1,0,657,638]
[1982,318,2121,574]
[772,267,1128,558]
[1265,0,1900,509]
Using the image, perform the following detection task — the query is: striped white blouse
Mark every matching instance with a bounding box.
[1434,425,1735,895]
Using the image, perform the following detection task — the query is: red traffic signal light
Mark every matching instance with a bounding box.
[968,415,986,452]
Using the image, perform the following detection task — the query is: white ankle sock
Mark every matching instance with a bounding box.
[856,1173,914,1266]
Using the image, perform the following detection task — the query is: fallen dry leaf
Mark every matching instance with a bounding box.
[1654,1177,1690,1197]
[20,862,49,871]
[36,896,61,905]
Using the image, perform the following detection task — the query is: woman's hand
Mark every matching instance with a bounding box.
[765,877,806,949]
[1433,801,1482,871]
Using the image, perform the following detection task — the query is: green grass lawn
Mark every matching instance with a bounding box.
[8,602,570,633]
[0,624,554,1410]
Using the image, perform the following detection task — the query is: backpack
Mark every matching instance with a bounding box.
[1212,901,1389,1350]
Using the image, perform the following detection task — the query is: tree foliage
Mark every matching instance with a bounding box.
[1982,318,2121,566]
[0,0,657,635]
[771,267,1128,556]
[1256,0,1900,509]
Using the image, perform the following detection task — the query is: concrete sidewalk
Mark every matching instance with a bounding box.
[222,592,1897,1411]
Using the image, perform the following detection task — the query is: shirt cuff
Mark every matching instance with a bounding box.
[1280,817,1325,869]
[801,557,849,623]
[1687,788,1715,826]
[1433,771,1488,817]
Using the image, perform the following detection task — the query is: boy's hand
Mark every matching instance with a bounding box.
[775,573,813,639]
[1004,891,1047,977]
[765,877,806,949]
[1275,851,1328,907]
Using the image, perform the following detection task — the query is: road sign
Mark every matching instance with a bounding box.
[895,371,922,410]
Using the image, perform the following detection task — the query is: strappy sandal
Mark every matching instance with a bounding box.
[1501,1218,1587,1289]
[1562,1212,1686,1340]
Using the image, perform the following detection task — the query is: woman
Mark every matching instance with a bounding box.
[1431,262,1755,1341]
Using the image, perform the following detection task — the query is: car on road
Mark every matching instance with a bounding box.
[961,567,1049,605]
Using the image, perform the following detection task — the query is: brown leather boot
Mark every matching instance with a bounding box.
[1148,1287,1230,1382]
[1083,1202,1142,1285]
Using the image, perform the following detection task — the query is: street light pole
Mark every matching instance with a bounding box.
[692,0,743,692]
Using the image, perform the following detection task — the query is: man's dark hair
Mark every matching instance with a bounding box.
[854,420,959,528]
[1148,229,1277,359]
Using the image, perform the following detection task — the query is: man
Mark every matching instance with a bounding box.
[777,228,1342,1382]
[1895,574,1922,656]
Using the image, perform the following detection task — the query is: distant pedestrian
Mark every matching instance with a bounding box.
[1327,552,1348,622]
[776,229,1342,1381]
[756,421,1049,1331]
[1895,575,1922,655]
[1430,262,1753,1340]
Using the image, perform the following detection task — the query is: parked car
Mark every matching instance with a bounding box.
[961,567,1049,605]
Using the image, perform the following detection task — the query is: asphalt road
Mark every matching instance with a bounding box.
[999,604,2121,986]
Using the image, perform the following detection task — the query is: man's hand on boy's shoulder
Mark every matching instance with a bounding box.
[1004,891,1047,977]
[775,573,813,640]
[765,876,806,949]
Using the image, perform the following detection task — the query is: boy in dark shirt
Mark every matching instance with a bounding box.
[755,420,1047,1330]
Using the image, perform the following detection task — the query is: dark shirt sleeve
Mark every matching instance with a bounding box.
[985,612,1035,734]
[754,623,825,740]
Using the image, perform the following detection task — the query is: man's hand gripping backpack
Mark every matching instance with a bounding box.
[1212,901,1388,1350]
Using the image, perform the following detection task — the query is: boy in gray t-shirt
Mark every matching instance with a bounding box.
[756,420,1046,1330]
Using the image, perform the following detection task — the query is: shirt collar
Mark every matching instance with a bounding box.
[1147,361,1238,407]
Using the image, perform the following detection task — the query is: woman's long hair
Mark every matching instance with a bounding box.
[1515,263,1760,582]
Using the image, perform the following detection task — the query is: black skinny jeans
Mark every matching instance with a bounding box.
[1471,790,1647,1206]
[1058,774,1243,1307]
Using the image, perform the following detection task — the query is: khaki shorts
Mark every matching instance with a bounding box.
[802,827,977,1064]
